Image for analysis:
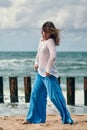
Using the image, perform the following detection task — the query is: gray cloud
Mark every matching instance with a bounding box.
[0,0,87,32]
[0,0,11,7]
[0,0,87,49]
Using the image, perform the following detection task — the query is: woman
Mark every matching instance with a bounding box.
[23,21,73,124]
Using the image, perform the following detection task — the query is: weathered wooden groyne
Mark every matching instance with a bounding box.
[0,76,87,106]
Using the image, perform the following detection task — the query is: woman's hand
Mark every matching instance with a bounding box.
[45,71,50,76]
[34,64,38,71]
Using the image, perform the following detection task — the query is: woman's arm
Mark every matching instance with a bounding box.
[34,52,39,70]
[45,39,56,74]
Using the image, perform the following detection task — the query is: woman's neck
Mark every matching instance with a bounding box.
[41,37,50,41]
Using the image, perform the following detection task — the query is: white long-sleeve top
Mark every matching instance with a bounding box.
[35,38,58,78]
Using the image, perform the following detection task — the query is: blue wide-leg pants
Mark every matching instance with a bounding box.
[26,73,73,124]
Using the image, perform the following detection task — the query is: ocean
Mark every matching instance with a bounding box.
[0,51,87,116]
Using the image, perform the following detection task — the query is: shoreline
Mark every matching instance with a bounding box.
[1,102,87,116]
[0,114,87,130]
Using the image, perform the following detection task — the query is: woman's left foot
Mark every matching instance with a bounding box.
[22,121,31,124]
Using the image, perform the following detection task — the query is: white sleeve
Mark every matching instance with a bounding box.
[35,40,41,65]
[45,39,56,73]
[35,52,39,65]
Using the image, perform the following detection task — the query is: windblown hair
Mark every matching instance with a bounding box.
[42,21,60,45]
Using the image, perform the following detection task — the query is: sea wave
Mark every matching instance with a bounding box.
[0,51,87,89]
[0,58,35,70]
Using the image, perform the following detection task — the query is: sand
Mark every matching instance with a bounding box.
[0,114,87,130]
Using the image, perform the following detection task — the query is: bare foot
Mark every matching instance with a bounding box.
[58,117,61,121]
[22,121,31,124]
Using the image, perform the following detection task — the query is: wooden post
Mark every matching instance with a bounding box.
[9,77,18,103]
[24,77,31,103]
[0,77,4,103]
[84,77,87,106]
[67,77,75,105]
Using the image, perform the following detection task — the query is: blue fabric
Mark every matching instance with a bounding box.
[26,73,73,124]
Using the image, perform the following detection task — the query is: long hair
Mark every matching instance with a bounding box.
[42,21,60,45]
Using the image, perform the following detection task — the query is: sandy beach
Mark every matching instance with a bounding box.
[0,114,87,130]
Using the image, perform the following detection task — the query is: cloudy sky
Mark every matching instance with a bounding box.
[0,0,87,52]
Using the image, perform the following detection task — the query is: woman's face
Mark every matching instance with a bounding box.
[41,30,50,40]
